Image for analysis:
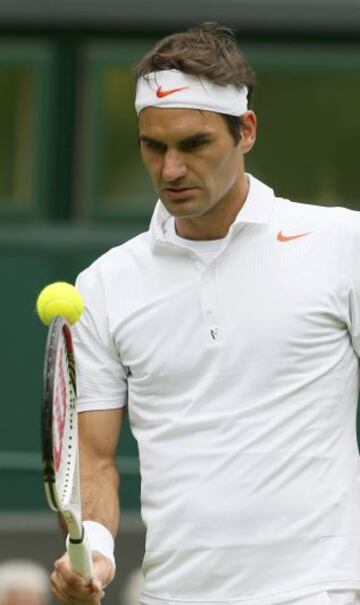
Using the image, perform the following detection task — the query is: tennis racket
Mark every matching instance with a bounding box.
[41,316,93,581]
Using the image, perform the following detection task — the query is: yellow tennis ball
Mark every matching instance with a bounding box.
[36,282,84,326]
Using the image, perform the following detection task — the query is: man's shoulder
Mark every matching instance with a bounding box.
[275,195,360,233]
[77,230,152,286]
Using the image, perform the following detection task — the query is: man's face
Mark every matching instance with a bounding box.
[138,107,254,223]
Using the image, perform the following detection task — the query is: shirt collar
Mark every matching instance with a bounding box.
[233,174,276,226]
[149,173,276,249]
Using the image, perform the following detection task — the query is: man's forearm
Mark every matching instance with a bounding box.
[77,408,124,540]
[51,409,123,599]
[80,459,120,538]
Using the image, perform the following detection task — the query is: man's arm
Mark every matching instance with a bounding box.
[51,408,125,603]
[79,408,123,535]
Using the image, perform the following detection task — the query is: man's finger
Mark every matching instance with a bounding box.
[55,559,87,582]
[50,581,62,601]
[52,568,99,601]
[51,551,110,603]
[90,578,104,592]
[55,560,92,591]
[91,552,115,587]
[51,578,102,605]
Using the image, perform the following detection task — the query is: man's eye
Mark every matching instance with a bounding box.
[144,141,166,152]
[182,139,208,151]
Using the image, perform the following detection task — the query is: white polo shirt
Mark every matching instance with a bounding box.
[74,175,360,605]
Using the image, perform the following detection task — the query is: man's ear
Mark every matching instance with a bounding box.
[240,110,257,154]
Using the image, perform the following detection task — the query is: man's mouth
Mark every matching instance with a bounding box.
[164,187,198,199]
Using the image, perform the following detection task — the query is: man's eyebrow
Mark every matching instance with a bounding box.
[139,135,163,145]
[139,132,213,146]
[180,133,213,146]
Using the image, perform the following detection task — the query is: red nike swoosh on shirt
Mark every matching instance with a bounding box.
[277,231,312,242]
[156,86,189,98]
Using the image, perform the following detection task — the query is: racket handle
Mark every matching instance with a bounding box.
[68,530,94,582]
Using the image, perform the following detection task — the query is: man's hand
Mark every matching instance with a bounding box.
[51,551,115,604]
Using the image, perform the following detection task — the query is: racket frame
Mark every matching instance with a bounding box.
[41,316,93,580]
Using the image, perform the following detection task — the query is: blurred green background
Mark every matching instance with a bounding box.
[1,22,360,516]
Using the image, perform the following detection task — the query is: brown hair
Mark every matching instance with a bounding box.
[134,22,256,144]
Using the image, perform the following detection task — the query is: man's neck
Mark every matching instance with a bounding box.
[175,175,249,240]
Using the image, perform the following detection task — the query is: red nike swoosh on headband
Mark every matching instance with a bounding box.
[156,86,189,98]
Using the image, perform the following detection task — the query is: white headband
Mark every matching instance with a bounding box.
[135,69,248,117]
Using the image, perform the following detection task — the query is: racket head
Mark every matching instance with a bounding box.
[41,317,78,513]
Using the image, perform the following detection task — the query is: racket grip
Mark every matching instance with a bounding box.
[68,530,94,582]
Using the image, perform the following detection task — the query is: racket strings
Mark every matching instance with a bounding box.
[53,336,77,507]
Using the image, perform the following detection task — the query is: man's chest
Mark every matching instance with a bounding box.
[109,234,349,386]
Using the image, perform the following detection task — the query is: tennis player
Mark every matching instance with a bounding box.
[50,23,360,605]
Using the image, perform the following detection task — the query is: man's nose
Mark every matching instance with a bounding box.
[161,149,187,182]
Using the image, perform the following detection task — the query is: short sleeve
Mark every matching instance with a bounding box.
[73,268,128,412]
[348,214,360,357]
